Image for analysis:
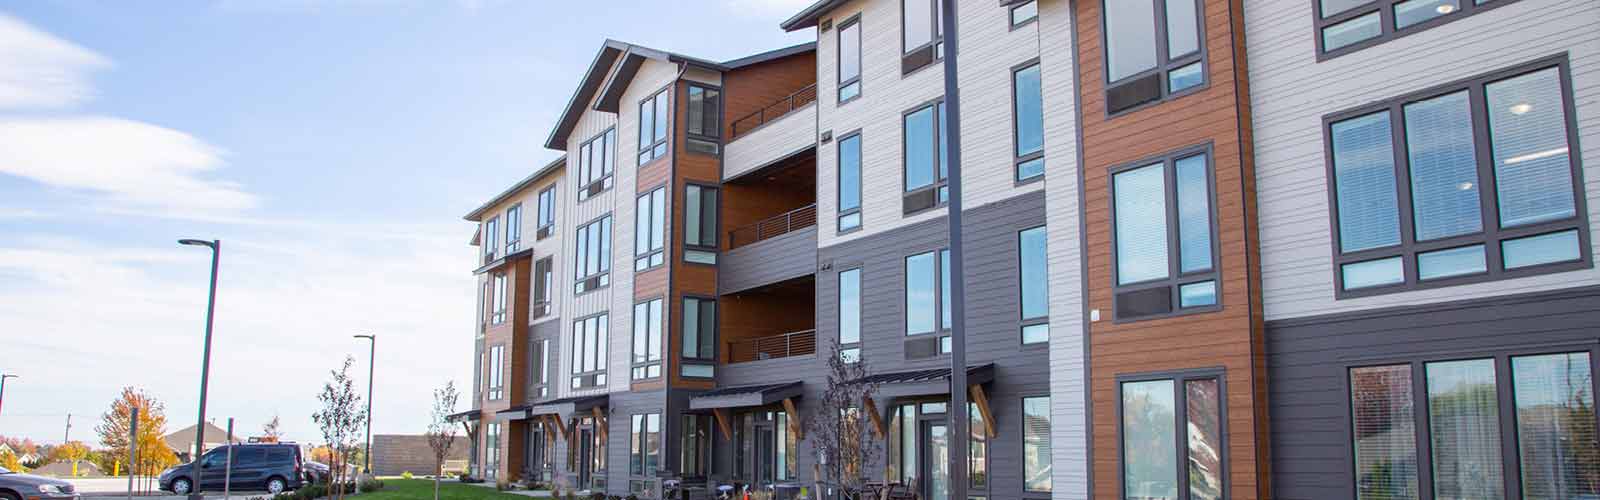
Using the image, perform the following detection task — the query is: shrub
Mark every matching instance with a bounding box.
[358,477,385,493]
[564,491,576,500]
[401,471,413,480]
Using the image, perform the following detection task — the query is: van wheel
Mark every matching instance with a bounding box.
[172,478,193,495]
[266,477,287,495]
[2,489,23,500]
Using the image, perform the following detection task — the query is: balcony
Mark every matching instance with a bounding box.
[720,148,816,294]
[720,275,815,365]
[729,204,815,249]
[727,329,816,363]
[730,84,816,138]
[724,86,817,182]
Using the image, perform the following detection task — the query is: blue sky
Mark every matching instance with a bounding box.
[0,0,812,445]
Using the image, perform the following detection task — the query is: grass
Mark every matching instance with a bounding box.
[347,479,536,500]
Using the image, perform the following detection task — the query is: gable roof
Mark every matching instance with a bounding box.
[163,422,239,452]
[780,0,849,31]
[462,156,566,222]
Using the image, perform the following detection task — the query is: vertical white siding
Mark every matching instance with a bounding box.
[530,171,567,329]
[557,57,622,400]
[1245,0,1600,321]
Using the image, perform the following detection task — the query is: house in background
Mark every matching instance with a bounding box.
[162,422,238,462]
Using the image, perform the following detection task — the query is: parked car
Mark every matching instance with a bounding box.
[0,465,79,500]
[158,443,305,495]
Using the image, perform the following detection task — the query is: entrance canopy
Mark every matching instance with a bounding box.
[688,382,805,410]
[854,363,995,399]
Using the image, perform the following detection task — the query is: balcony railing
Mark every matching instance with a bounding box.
[729,204,816,249]
[730,83,817,139]
[727,329,816,364]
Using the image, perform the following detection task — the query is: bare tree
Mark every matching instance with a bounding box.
[312,356,367,500]
[261,415,283,441]
[803,344,881,500]
[425,381,461,500]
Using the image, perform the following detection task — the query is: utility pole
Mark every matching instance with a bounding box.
[939,1,970,500]
[128,408,139,500]
[0,374,17,420]
[179,238,221,500]
[354,334,376,474]
[64,413,72,444]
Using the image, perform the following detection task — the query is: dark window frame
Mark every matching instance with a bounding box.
[639,86,672,167]
[837,129,865,234]
[1020,394,1054,496]
[1018,225,1050,346]
[685,83,722,141]
[537,185,558,239]
[1011,58,1046,184]
[903,246,953,358]
[635,185,668,272]
[574,213,614,296]
[1009,0,1039,30]
[681,295,718,378]
[570,311,609,389]
[1313,0,1520,61]
[629,412,663,478]
[491,272,508,325]
[684,183,721,266]
[576,128,616,202]
[1099,0,1209,117]
[529,337,551,399]
[902,97,948,216]
[1322,55,1591,299]
[1107,143,1223,322]
[837,266,864,362]
[899,0,943,75]
[483,215,500,262]
[837,14,864,105]
[1114,367,1230,500]
[532,256,554,319]
[1340,342,1600,500]
[487,343,505,400]
[505,203,522,253]
[631,297,665,381]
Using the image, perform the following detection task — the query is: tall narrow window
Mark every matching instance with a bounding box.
[838,16,862,103]
[969,402,988,492]
[629,413,661,477]
[485,423,500,480]
[488,344,504,400]
[1102,0,1205,114]
[639,89,670,165]
[838,132,863,231]
[686,84,721,155]
[1023,396,1052,494]
[1013,62,1045,181]
[1511,352,1600,499]
[532,257,553,318]
[505,204,522,253]
[532,338,549,398]
[904,248,952,356]
[1350,365,1418,500]
[1120,375,1222,500]
[635,188,666,271]
[1425,359,1504,500]
[681,297,716,378]
[484,216,499,262]
[537,186,557,239]
[571,314,608,389]
[1327,60,1588,296]
[838,268,862,361]
[631,299,663,380]
[901,0,942,73]
[1111,148,1217,320]
[577,128,615,201]
[1019,226,1049,344]
[492,273,507,324]
[574,215,612,294]
[903,100,948,214]
[685,185,719,264]
[680,414,712,477]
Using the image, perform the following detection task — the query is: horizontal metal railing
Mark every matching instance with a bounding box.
[727,329,817,364]
[728,204,817,249]
[730,83,818,139]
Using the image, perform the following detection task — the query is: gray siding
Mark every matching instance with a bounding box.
[1265,285,1600,500]
[720,228,819,294]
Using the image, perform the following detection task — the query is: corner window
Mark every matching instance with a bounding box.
[537,186,557,239]
[1326,60,1587,297]
[686,85,721,155]
[903,100,948,214]
[1019,226,1049,344]
[1023,396,1052,493]
[491,273,507,324]
[901,0,943,74]
[905,248,952,356]
[682,297,717,377]
[487,344,504,400]
[631,298,663,380]
[1120,374,1223,500]
[504,204,522,253]
[685,185,719,264]
[635,187,666,271]
[1010,1,1038,27]
[838,132,863,231]
[1316,0,1517,58]
[838,268,862,362]
[838,16,862,103]
[630,413,662,477]
[574,215,612,294]
[571,313,609,389]
[483,216,500,262]
[1013,61,1045,181]
[576,128,616,201]
[1110,147,1218,320]
[639,89,670,165]
[1102,0,1206,114]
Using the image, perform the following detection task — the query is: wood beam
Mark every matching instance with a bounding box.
[591,407,609,442]
[862,396,885,439]
[969,384,996,439]
[712,409,733,441]
[782,397,804,441]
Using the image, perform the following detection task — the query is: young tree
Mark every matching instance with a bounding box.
[803,344,881,500]
[312,356,366,500]
[57,441,89,476]
[0,448,23,472]
[94,387,175,477]
[262,415,283,442]
[425,381,461,500]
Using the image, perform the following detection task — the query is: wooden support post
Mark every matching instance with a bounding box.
[591,407,609,442]
[863,396,885,439]
[782,398,804,441]
[712,409,733,441]
[969,384,996,439]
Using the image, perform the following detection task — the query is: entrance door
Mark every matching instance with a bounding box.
[528,425,547,482]
[920,422,949,500]
[577,428,594,489]
[754,424,776,486]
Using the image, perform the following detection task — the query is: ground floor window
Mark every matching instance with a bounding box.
[485,423,501,481]
[733,410,798,484]
[1120,374,1222,500]
[681,414,713,478]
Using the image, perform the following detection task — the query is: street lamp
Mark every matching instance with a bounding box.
[0,374,18,420]
[354,334,376,474]
[179,238,220,499]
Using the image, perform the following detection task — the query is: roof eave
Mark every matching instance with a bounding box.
[461,156,565,221]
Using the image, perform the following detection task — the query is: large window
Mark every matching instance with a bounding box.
[537,185,557,239]
[1024,396,1053,494]
[532,257,553,319]
[838,15,862,103]
[838,132,863,232]
[903,100,948,214]
[681,297,716,378]
[630,413,662,476]
[1348,351,1598,499]
[487,344,504,400]
[905,248,952,356]
[635,187,666,271]
[531,338,549,398]
[1326,59,1588,297]
[1111,147,1218,320]
[576,128,615,201]
[1120,374,1223,500]
[505,204,522,253]
[574,215,612,294]
[639,89,670,165]
[571,314,608,389]
[686,84,721,155]
[685,185,719,264]
[901,0,943,74]
[1013,61,1045,181]
[491,273,507,324]
[838,268,862,362]
[1315,0,1517,58]
[483,216,499,262]
[1102,0,1205,114]
[1019,226,1049,344]
[631,298,663,381]
[485,423,500,480]
[680,414,713,478]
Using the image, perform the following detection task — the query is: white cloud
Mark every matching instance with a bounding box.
[0,13,109,110]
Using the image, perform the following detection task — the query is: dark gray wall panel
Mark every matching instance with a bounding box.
[720,228,819,294]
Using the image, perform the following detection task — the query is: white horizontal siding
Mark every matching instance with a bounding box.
[954,0,1044,209]
[723,103,817,181]
[1245,0,1600,321]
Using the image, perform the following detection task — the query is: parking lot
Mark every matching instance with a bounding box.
[64,477,271,498]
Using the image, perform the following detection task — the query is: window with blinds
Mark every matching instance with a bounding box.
[1425,359,1504,500]
[1511,352,1599,499]
[1110,146,1218,320]
[1350,365,1419,500]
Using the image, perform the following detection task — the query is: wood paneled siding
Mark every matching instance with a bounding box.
[1072,0,1267,498]
[1264,285,1600,500]
[722,51,818,141]
[1244,0,1600,321]
[670,77,722,392]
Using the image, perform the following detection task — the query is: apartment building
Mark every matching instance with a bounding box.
[454,0,1598,499]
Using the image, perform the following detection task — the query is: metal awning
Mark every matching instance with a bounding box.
[445,410,482,422]
[855,363,996,399]
[524,394,609,420]
[688,382,805,410]
[494,405,532,421]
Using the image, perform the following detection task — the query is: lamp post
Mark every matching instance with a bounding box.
[354,334,376,474]
[179,238,220,500]
[0,374,17,421]
[938,1,970,500]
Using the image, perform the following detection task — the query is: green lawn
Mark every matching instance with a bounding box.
[352,479,541,500]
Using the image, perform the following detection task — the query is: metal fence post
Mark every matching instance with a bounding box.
[223,419,234,499]
[128,408,138,500]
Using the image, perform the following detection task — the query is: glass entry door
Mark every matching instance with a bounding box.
[528,424,548,482]
[921,422,949,500]
[577,428,594,489]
